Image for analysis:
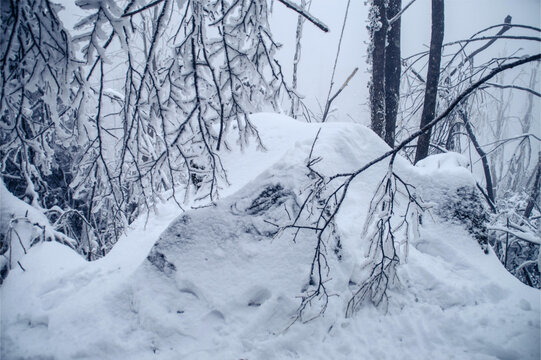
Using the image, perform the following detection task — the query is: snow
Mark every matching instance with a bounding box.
[416,151,471,170]
[1,114,539,359]
[0,180,54,283]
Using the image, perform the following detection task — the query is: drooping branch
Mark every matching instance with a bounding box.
[448,15,512,77]
[346,160,423,315]
[489,226,541,245]
[444,35,541,47]
[291,55,539,320]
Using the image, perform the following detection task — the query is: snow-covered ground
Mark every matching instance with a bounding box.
[1,114,539,359]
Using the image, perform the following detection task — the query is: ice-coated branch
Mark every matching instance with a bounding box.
[484,83,541,97]
[444,35,541,49]
[322,67,358,122]
[322,0,351,122]
[276,0,329,32]
[489,224,541,245]
[388,0,417,26]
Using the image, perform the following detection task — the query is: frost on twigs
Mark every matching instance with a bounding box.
[279,130,342,323]
[0,212,77,285]
[68,0,306,252]
[489,192,540,288]
[347,161,423,316]
[285,132,423,322]
[1,0,305,261]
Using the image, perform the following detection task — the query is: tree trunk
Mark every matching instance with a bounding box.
[370,0,387,139]
[414,0,444,164]
[384,0,402,147]
[458,110,496,209]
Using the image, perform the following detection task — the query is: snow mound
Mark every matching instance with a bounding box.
[416,151,471,170]
[1,114,539,360]
[0,180,61,284]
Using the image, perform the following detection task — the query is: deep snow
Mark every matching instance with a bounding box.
[1,114,539,359]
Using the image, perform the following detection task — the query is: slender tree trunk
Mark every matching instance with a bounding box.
[458,110,496,209]
[370,0,387,138]
[414,0,444,164]
[384,0,402,147]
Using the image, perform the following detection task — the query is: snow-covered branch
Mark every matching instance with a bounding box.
[489,226,541,245]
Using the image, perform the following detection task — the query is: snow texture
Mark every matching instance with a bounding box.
[1,114,539,359]
[0,180,55,284]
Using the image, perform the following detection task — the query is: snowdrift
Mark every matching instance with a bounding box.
[1,114,539,359]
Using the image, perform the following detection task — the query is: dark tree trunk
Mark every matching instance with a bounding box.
[458,110,496,210]
[384,0,402,147]
[414,0,444,164]
[370,0,387,139]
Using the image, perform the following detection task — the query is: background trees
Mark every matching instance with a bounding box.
[368,0,402,147]
[394,7,540,287]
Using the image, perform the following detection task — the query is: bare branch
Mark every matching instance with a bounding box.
[276,0,329,32]
[485,82,541,97]
[121,0,165,17]
[389,0,417,26]
[322,67,358,122]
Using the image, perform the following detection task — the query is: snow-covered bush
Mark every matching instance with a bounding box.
[0,180,76,284]
[437,186,489,253]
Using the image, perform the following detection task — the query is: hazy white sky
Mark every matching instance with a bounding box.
[270,0,540,125]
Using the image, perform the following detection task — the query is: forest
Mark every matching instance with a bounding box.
[1,0,540,359]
